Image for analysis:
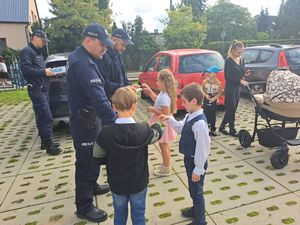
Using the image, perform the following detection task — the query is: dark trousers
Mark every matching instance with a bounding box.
[184,156,208,225]
[203,100,217,131]
[28,87,53,141]
[220,86,241,131]
[70,117,101,213]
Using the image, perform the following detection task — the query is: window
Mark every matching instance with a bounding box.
[259,50,273,63]
[243,49,260,64]
[285,48,300,65]
[0,38,7,50]
[145,56,158,72]
[158,55,170,71]
[179,53,224,74]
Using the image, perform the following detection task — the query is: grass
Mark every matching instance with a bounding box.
[0,89,29,105]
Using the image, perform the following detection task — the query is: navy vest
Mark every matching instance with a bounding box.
[179,113,207,156]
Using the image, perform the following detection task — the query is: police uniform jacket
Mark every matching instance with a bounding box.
[98,46,131,97]
[20,43,49,89]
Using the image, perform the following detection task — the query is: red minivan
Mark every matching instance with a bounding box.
[138,49,225,110]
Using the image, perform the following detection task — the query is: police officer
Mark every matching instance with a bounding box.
[98,28,139,99]
[20,30,61,155]
[66,23,117,223]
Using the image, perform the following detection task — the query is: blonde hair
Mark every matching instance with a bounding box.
[228,39,244,57]
[181,83,203,105]
[158,69,177,114]
[111,87,137,111]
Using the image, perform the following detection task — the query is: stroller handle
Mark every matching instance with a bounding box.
[245,81,267,105]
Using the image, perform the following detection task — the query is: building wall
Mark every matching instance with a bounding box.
[0,23,28,50]
[29,0,39,25]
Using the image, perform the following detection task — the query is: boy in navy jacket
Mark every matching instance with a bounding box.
[93,87,162,225]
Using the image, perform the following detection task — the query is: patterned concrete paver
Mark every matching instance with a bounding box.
[210,193,300,225]
[0,97,299,225]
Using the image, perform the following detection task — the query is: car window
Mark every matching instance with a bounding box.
[158,55,171,71]
[259,50,273,63]
[285,48,300,65]
[243,49,260,64]
[145,56,158,72]
[179,53,224,74]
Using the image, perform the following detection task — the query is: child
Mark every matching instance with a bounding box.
[93,87,162,225]
[202,66,223,136]
[141,69,177,176]
[159,83,210,225]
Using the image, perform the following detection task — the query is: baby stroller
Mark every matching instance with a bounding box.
[238,82,300,169]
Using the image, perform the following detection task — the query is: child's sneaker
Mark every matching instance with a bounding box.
[153,165,171,176]
[209,131,217,136]
[154,164,162,170]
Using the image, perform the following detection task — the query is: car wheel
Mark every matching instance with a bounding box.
[251,83,265,95]
[238,129,252,148]
[270,149,289,169]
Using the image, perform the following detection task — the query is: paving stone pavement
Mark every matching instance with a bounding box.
[0,97,299,225]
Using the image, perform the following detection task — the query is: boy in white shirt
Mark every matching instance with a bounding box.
[160,83,210,225]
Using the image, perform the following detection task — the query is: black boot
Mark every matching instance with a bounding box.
[219,127,229,135]
[76,207,108,223]
[44,140,62,155]
[93,183,110,195]
[40,137,60,150]
[229,129,238,137]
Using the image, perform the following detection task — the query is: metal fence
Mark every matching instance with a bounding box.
[8,59,26,89]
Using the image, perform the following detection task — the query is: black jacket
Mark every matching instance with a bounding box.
[97,46,131,98]
[20,43,49,89]
[96,123,161,195]
[224,57,246,88]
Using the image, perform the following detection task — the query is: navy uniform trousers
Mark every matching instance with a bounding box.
[70,116,102,213]
[28,87,53,141]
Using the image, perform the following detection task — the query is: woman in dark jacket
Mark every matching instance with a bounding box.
[219,40,250,136]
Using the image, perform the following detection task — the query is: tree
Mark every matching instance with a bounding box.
[162,6,207,49]
[45,0,112,53]
[205,0,256,42]
[121,16,159,71]
[181,0,207,21]
[276,0,300,38]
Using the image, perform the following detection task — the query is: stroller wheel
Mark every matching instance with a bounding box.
[270,149,289,169]
[238,129,252,148]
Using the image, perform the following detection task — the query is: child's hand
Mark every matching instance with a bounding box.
[131,84,141,90]
[158,114,170,121]
[192,173,201,182]
[141,83,150,90]
[205,94,211,100]
[210,97,217,103]
[147,106,155,113]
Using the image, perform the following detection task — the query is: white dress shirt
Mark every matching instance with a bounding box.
[115,117,136,124]
[169,109,211,176]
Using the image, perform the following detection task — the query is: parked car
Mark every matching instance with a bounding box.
[243,44,300,94]
[45,53,69,124]
[138,49,225,110]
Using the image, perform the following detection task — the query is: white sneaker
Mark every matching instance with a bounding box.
[153,165,172,176]
[154,164,162,170]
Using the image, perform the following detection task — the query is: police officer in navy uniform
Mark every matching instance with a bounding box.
[66,23,117,223]
[20,30,61,155]
[98,28,139,99]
